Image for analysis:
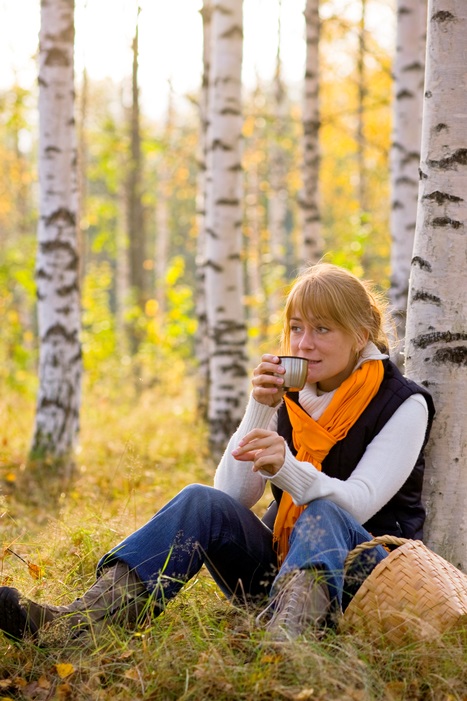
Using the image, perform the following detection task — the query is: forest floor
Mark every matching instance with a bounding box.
[1,370,467,701]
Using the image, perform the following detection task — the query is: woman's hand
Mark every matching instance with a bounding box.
[231,428,286,475]
[251,354,286,407]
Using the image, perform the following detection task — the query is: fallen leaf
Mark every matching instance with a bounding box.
[293,690,315,701]
[56,682,72,700]
[119,650,134,659]
[37,676,51,690]
[55,663,75,680]
[27,561,44,580]
[124,667,140,681]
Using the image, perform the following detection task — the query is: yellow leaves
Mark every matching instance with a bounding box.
[1,544,44,580]
[145,299,159,317]
[27,561,43,580]
[55,663,75,680]
[0,666,76,701]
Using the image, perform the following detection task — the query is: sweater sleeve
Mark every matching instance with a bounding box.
[264,394,429,525]
[213,394,280,507]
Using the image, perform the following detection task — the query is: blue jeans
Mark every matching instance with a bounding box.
[98,485,387,613]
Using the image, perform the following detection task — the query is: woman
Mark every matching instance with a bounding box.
[0,263,435,644]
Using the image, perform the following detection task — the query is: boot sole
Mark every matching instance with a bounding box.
[0,587,38,641]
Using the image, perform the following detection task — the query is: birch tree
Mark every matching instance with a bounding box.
[405,1,467,569]
[127,11,146,323]
[204,0,248,456]
[356,0,368,213]
[390,0,427,363]
[31,0,82,468]
[267,1,289,319]
[301,0,322,264]
[195,1,212,420]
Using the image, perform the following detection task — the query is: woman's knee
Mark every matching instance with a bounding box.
[290,499,353,548]
[298,498,346,524]
[177,483,234,515]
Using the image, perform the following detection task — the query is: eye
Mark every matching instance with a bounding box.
[290,324,302,333]
[316,326,329,334]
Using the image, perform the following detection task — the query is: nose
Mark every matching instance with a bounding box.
[298,328,315,351]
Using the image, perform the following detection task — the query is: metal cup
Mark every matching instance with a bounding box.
[277,356,309,391]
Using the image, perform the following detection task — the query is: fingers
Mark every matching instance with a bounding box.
[232,430,285,475]
[252,355,286,406]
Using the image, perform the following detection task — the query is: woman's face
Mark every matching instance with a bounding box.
[288,312,366,392]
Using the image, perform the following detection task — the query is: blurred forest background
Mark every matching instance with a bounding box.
[0,0,392,402]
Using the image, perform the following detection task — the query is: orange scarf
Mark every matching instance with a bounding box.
[272,359,384,564]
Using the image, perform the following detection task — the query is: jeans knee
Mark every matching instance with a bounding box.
[179,483,212,500]
[290,500,350,550]
[178,484,232,516]
[294,499,343,530]
[304,499,345,521]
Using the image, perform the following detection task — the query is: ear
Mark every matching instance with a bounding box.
[356,329,370,351]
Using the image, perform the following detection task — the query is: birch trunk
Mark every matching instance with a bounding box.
[155,88,174,317]
[31,0,82,465]
[405,0,467,569]
[127,17,146,315]
[195,1,212,420]
[356,0,367,213]
[301,0,322,264]
[390,0,427,363]
[267,2,288,323]
[205,0,248,456]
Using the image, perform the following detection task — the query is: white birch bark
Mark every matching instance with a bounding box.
[204,0,248,455]
[390,0,427,362]
[356,0,367,212]
[195,1,212,420]
[267,3,288,323]
[405,1,467,569]
[301,0,322,264]
[32,0,82,462]
[155,88,174,316]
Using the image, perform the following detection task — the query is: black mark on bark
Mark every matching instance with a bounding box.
[423,191,463,204]
[44,208,76,227]
[205,259,223,272]
[433,346,467,365]
[432,11,455,23]
[44,48,70,68]
[427,149,467,169]
[413,331,467,349]
[43,323,79,344]
[412,256,432,272]
[412,290,441,305]
[432,216,463,229]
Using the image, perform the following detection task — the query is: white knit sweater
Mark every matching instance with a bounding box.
[214,343,429,526]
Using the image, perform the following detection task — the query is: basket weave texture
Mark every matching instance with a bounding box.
[341,536,467,645]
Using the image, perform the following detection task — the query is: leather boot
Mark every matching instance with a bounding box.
[0,561,148,644]
[256,568,330,641]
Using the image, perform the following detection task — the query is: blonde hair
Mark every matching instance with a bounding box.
[281,263,389,354]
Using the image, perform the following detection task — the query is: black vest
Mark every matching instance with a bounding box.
[273,360,435,540]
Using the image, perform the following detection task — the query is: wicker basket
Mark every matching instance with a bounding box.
[340,535,467,645]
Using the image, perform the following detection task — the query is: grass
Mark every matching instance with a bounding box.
[2,368,467,700]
